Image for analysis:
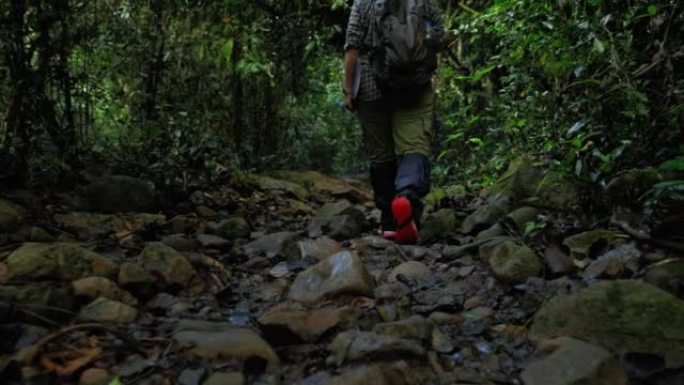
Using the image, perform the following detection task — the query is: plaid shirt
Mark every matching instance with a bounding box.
[344,0,446,102]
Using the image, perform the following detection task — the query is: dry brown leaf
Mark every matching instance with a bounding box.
[40,346,103,376]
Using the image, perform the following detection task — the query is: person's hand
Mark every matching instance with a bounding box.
[345,93,356,112]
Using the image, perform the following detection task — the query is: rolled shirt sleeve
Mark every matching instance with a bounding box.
[344,0,366,51]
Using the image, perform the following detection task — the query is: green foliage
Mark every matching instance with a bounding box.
[435,0,683,190]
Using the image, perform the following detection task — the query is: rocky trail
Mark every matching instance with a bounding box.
[1,163,683,385]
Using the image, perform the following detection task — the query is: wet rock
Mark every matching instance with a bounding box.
[387,261,432,282]
[78,297,138,323]
[84,175,157,213]
[196,234,231,250]
[168,215,201,234]
[118,262,155,286]
[79,368,112,385]
[461,204,507,234]
[179,367,205,385]
[308,200,365,238]
[562,230,621,260]
[281,236,342,262]
[270,170,372,203]
[327,214,364,240]
[582,244,640,279]
[475,223,505,240]
[55,212,166,239]
[479,239,541,283]
[0,198,27,232]
[530,280,684,368]
[203,372,245,385]
[173,320,279,367]
[329,330,425,365]
[321,364,410,385]
[521,337,628,385]
[248,174,310,201]
[419,208,459,243]
[72,276,138,306]
[6,243,118,281]
[258,304,359,343]
[543,244,575,275]
[372,315,433,342]
[195,205,218,220]
[242,232,299,259]
[138,242,196,287]
[643,259,684,298]
[288,250,375,304]
[162,234,200,252]
[206,217,251,240]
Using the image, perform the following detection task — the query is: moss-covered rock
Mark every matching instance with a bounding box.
[138,242,196,287]
[643,258,684,297]
[6,243,118,281]
[530,280,684,368]
[247,174,310,201]
[480,239,541,283]
[55,212,166,239]
[419,208,460,243]
[270,170,371,203]
[562,230,622,260]
[461,204,507,234]
[0,198,27,233]
[84,175,157,213]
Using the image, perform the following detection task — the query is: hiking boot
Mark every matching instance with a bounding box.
[383,196,419,244]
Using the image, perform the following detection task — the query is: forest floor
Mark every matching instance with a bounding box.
[0,165,683,385]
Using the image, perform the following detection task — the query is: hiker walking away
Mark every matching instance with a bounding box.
[344,0,450,244]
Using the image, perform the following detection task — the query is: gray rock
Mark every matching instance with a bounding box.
[72,276,138,306]
[78,297,138,323]
[6,243,118,281]
[372,315,433,342]
[258,304,359,343]
[242,232,299,259]
[162,234,200,252]
[643,258,684,297]
[203,372,245,385]
[521,337,628,385]
[288,250,375,304]
[206,217,251,240]
[461,204,507,234]
[582,244,641,279]
[327,214,364,240]
[387,261,432,282]
[138,242,196,287]
[168,215,201,234]
[329,330,425,365]
[308,200,365,238]
[172,320,279,367]
[85,175,157,213]
[281,236,342,262]
[543,244,576,275]
[196,234,231,249]
[530,280,684,368]
[0,198,26,232]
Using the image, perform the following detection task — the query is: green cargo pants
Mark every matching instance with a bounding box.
[356,87,435,163]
